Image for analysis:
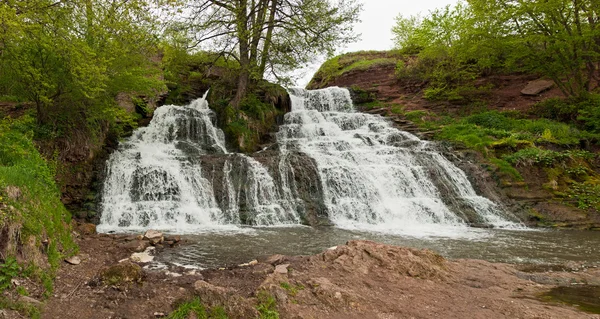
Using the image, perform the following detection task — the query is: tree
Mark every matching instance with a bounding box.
[468,0,600,98]
[182,0,362,108]
[0,0,165,125]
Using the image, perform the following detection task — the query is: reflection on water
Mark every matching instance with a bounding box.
[157,227,600,269]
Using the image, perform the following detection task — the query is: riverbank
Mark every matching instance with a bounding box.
[3,229,599,318]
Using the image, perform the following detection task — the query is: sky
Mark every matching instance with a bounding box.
[298,0,458,86]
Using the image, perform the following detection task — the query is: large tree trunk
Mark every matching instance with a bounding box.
[232,0,250,110]
[259,0,278,76]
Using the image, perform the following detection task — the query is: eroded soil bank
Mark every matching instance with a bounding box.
[2,229,597,319]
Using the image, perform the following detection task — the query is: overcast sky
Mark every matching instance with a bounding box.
[298,0,458,86]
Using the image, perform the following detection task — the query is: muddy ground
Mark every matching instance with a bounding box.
[1,227,599,319]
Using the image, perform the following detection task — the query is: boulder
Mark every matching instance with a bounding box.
[75,223,97,236]
[274,264,290,274]
[143,230,164,245]
[100,262,143,286]
[521,79,554,95]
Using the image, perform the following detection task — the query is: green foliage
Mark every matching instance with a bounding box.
[0,116,76,292]
[393,0,600,100]
[256,290,279,319]
[567,183,600,210]
[167,297,228,319]
[0,0,166,138]
[0,257,20,292]
[0,297,41,319]
[488,158,523,181]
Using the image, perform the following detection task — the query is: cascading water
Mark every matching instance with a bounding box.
[278,87,519,233]
[98,86,520,234]
[98,92,301,232]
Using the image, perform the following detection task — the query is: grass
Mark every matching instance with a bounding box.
[279,282,304,297]
[167,298,228,319]
[256,290,279,319]
[0,115,77,296]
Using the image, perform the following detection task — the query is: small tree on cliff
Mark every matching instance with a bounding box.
[185,0,362,108]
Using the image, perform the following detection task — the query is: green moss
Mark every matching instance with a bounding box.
[541,286,600,314]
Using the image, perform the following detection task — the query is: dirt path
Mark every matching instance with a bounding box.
[22,235,600,319]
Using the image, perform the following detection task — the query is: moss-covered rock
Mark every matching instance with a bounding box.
[100,262,143,286]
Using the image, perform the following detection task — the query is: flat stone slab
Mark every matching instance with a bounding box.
[521,79,554,95]
[275,263,290,274]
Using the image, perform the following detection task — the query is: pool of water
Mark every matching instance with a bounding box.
[156,226,600,269]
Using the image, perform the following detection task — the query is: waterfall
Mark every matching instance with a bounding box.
[98,87,519,234]
[97,93,301,232]
[278,87,518,232]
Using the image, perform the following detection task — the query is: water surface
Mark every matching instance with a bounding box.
[158,226,600,268]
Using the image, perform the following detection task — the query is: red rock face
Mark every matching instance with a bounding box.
[308,54,565,114]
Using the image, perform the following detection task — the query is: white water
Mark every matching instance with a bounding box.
[98,92,300,232]
[98,87,520,235]
[278,87,519,234]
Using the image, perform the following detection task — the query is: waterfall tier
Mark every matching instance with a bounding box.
[98,87,519,233]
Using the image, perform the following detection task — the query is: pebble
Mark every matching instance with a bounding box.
[65,256,81,265]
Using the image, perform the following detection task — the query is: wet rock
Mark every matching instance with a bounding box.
[144,229,163,240]
[164,235,181,243]
[17,296,41,305]
[264,254,286,265]
[65,256,81,265]
[101,262,143,286]
[75,223,97,236]
[119,240,151,253]
[521,79,554,95]
[275,264,290,274]
[144,230,164,245]
[130,247,155,263]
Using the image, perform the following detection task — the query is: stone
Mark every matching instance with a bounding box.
[130,247,155,263]
[274,264,290,274]
[119,240,150,253]
[65,256,81,265]
[4,186,21,201]
[18,296,41,305]
[164,235,181,243]
[264,254,286,265]
[101,262,143,286]
[76,223,97,236]
[521,79,554,95]
[143,230,163,240]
